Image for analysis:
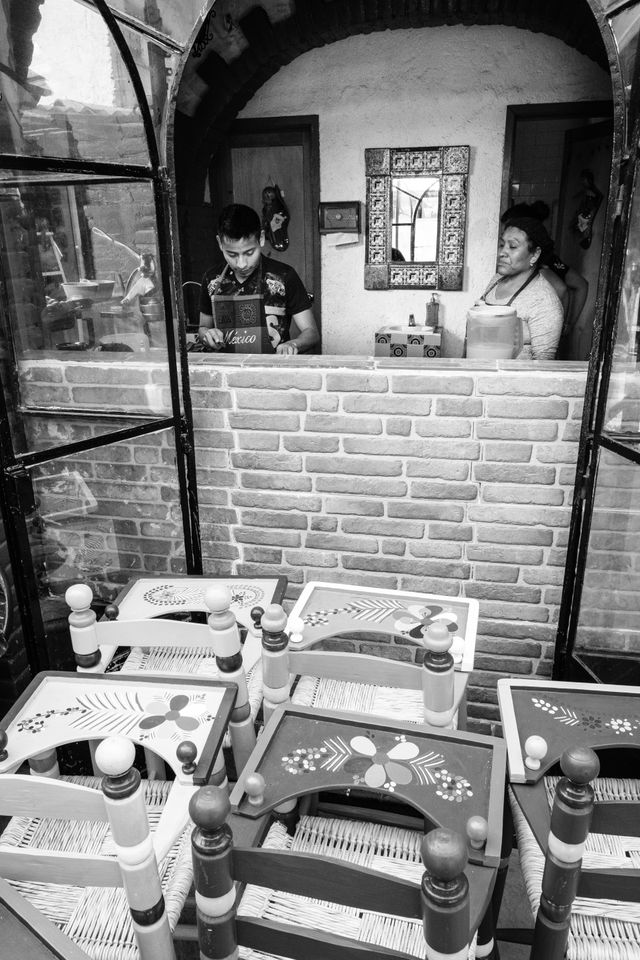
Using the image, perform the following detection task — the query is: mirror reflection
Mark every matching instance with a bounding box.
[391,177,440,263]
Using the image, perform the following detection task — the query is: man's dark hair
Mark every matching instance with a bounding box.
[217,203,262,241]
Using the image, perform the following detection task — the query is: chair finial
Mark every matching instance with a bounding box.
[204,585,233,614]
[421,827,468,881]
[245,772,266,806]
[95,736,136,777]
[177,740,197,775]
[561,746,600,784]
[261,603,288,635]
[65,583,93,611]
[524,735,548,771]
[104,603,119,621]
[466,815,488,850]
[189,784,230,832]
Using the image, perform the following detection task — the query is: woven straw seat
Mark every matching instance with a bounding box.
[511,776,640,960]
[0,775,193,960]
[236,815,475,960]
[291,675,447,725]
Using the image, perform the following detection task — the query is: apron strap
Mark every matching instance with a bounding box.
[482,268,538,306]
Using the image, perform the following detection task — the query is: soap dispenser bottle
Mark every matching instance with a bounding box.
[408,313,416,327]
[426,293,440,327]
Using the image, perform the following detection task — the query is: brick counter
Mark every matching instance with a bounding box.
[17,352,588,730]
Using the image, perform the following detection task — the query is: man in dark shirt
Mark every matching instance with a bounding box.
[198,203,319,355]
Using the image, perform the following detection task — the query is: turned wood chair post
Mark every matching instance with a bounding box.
[422,620,455,727]
[96,736,177,960]
[421,827,470,960]
[260,603,290,724]
[66,582,101,671]
[189,785,237,960]
[206,585,257,775]
[530,745,600,960]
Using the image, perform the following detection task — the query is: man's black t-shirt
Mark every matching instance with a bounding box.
[199,255,311,353]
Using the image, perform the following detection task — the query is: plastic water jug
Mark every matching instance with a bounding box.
[466,304,523,359]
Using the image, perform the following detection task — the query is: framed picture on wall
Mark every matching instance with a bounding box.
[318,201,361,234]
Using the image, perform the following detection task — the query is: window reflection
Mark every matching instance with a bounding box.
[0,176,171,443]
[391,176,440,262]
[0,0,175,165]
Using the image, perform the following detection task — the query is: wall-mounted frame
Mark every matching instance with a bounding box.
[318,201,361,234]
[364,145,470,290]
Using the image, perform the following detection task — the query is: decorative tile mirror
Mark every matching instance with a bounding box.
[364,145,470,290]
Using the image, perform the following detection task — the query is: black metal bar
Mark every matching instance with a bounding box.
[553,4,630,680]
[0,387,47,675]
[0,155,152,179]
[153,169,202,574]
[9,418,177,471]
[79,0,185,52]
[599,433,640,465]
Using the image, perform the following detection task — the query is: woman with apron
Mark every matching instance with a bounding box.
[478,217,563,360]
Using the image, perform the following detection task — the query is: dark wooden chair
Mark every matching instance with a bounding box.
[497,677,640,959]
[186,702,508,960]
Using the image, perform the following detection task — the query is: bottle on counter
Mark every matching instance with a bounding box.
[426,293,440,327]
[408,313,416,326]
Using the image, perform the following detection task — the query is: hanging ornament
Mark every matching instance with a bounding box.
[262,182,290,252]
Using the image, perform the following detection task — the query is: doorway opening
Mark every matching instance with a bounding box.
[501,101,614,359]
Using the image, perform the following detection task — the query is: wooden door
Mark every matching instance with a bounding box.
[210,116,320,336]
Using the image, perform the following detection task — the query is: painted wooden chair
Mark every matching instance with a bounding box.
[189,784,490,960]
[497,678,640,958]
[66,581,264,773]
[190,702,509,960]
[0,736,191,960]
[260,601,470,731]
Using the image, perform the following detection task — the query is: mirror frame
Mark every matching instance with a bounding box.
[364,145,470,290]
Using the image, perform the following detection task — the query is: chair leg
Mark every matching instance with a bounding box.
[529,747,600,960]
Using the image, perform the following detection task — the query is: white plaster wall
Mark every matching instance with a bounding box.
[239,25,611,357]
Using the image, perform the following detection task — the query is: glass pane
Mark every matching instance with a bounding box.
[117,19,180,155]
[0,176,173,456]
[24,428,185,661]
[106,0,202,47]
[0,0,149,165]
[573,446,640,672]
[603,149,640,434]
[610,8,640,85]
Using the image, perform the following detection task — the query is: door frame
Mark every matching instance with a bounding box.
[500,101,614,223]
[209,114,321,342]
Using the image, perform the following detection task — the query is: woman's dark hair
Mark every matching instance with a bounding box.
[501,200,550,224]
[218,203,261,241]
[502,216,555,260]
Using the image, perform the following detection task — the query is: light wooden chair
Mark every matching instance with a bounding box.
[0,736,193,960]
[66,582,261,773]
[259,601,469,731]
